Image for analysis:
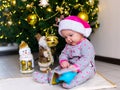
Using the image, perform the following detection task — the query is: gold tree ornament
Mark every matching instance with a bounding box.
[74,4,81,9]
[92,7,99,16]
[11,0,16,6]
[18,20,21,25]
[95,22,99,28]
[56,6,64,14]
[26,2,34,10]
[88,0,94,6]
[77,12,89,21]
[7,19,13,26]
[27,14,37,26]
[46,35,58,47]
[0,35,4,39]
[46,7,52,12]
[64,10,69,15]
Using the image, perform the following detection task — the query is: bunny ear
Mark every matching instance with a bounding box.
[35,33,42,41]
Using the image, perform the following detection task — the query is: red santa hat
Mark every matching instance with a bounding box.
[58,16,92,37]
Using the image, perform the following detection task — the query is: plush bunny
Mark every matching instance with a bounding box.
[35,33,54,72]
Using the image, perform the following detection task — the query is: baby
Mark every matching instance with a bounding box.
[33,16,96,89]
[55,15,96,89]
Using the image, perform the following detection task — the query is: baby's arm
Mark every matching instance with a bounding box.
[59,45,70,68]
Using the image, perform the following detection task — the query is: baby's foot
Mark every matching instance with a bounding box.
[32,71,49,84]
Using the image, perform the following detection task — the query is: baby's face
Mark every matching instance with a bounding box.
[61,29,84,46]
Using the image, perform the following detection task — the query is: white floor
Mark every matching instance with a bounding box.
[0,54,120,90]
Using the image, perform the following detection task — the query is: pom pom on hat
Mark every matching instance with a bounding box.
[58,16,92,37]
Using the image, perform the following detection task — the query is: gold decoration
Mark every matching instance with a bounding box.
[92,7,99,16]
[95,22,99,28]
[27,14,37,26]
[0,35,4,39]
[21,60,33,71]
[74,4,81,9]
[88,0,94,6]
[46,7,52,12]
[7,19,13,26]
[46,35,58,47]
[64,10,69,15]
[11,0,16,6]
[26,2,34,10]
[76,0,79,2]
[77,12,88,21]
[56,6,64,14]
[2,11,12,17]
[27,61,33,70]
[21,60,27,71]
[18,20,21,25]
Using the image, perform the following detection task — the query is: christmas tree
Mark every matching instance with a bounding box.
[0,0,99,52]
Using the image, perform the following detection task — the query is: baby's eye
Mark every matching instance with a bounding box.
[64,36,67,39]
[69,34,73,37]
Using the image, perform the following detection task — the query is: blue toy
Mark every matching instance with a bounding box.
[56,71,77,84]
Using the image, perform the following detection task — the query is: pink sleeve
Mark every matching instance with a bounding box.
[73,64,81,72]
[59,59,68,65]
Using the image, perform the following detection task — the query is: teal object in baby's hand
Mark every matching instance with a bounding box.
[56,71,77,84]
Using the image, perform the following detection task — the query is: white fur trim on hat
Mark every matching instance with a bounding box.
[58,16,92,37]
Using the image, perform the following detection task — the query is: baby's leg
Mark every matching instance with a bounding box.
[62,66,95,89]
[32,71,49,84]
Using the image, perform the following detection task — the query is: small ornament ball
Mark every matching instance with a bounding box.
[27,14,37,26]
[46,7,52,12]
[78,12,89,21]
[46,35,58,47]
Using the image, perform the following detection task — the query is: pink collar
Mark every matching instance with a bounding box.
[76,38,85,44]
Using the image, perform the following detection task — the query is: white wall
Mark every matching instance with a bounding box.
[90,0,120,59]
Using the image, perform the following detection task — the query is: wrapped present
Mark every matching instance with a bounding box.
[49,68,77,85]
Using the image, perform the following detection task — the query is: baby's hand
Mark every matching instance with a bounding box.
[68,65,78,72]
[60,61,70,69]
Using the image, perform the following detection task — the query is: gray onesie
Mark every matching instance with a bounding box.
[58,38,96,89]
